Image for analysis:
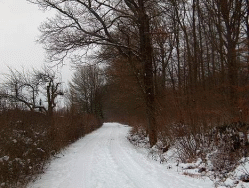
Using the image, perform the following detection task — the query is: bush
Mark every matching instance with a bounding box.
[0,109,102,187]
[0,110,50,187]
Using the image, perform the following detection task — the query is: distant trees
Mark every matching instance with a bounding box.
[69,64,104,118]
[0,68,40,111]
[103,57,145,122]
[0,67,63,116]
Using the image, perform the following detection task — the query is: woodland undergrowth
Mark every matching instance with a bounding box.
[0,109,102,188]
[127,103,249,187]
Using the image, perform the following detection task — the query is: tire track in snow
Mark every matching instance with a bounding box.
[109,125,166,188]
[28,123,213,188]
[110,124,212,188]
[89,124,135,188]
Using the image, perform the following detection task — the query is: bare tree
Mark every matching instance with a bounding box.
[29,0,161,146]
[35,67,64,117]
[69,64,104,118]
[203,0,246,115]
[0,67,63,117]
[0,68,40,111]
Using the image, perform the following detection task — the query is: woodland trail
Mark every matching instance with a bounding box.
[28,123,213,188]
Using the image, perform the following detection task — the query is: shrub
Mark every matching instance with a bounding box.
[0,109,102,187]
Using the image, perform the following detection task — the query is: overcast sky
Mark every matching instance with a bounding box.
[0,0,72,84]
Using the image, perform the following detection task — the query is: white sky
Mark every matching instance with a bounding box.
[0,0,73,84]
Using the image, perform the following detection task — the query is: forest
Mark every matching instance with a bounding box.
[0,0,249,187]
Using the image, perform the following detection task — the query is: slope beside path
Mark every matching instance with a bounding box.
[28,123,213,188]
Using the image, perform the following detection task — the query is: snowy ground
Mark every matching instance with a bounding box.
[28,123,214,188]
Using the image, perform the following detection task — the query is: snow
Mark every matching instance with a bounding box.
[28,123,214,188]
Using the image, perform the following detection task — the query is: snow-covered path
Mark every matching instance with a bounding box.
[29,123,213,188]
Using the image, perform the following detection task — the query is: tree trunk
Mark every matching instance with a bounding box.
[219,0,241,116]
[246,0,249,81]
[138,0,157,147]
[192,0,198,90]
[227,38,238,115]
[47,83,55,140]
